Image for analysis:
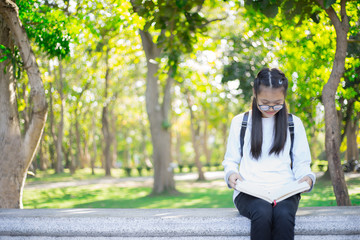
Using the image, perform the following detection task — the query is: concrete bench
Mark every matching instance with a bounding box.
[0,207,359,239]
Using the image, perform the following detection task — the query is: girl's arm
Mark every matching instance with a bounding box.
[291,116,316,191]
[222,114,243,188]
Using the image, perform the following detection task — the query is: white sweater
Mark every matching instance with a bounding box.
[222,111,316,201]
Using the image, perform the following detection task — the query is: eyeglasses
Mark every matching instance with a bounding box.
[258,104,284,111]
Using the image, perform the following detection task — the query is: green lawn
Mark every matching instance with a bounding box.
[25,168,153,184]
[23,170,360,209]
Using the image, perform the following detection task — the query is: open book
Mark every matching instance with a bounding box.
[235,179,310,206]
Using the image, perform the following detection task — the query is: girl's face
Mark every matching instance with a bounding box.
[255,86,285,118]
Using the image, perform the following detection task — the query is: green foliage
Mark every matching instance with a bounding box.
[244,0,279,18]
[131,0,223,73]
[0,44,23,79]
[324,0,336,9]
[162,120,172,129]
[221,34,272,101]
[244,0,323,25]
[18,0,72,58]
[0,44,11,63]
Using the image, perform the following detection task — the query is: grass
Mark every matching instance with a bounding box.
[25,168,152,184]
[25,166,212,184]
[23,169,360,209]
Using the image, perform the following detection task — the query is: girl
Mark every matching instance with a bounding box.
[222,68,315,240]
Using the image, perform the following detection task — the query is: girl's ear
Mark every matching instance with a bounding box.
[252,88,256,97]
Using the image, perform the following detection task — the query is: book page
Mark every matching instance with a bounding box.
[235,180,273,204]
[235,180,310,204]
[272,181,310,203]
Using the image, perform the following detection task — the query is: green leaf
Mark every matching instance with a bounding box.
[324,0,336,9]
[162,120,171,129]
[262,4,278,18]
[0,56,8,63]
[310,12,321,24]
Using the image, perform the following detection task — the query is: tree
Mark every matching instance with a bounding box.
[185,88,205,181]
[131,0,227,194]
[339,22,360,171]
[0,0,47,208]
[138,29,176,193]
[340,54,360,171]
[315,0,352,206]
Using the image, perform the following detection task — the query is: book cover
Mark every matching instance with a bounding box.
[235,179,310,205]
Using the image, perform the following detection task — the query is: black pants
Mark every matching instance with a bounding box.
[235,192,301,240]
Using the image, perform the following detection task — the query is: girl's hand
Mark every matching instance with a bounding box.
[299,176,313,193]
[228,173,243,189]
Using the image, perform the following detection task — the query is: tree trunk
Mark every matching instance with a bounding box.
[347,117,359,170]
[175,130,182,166]
[139,30,176,194]
[102,48,112,177]
[83,135,90,169]
[321,0,351,205]
[123,132,130,168]
[102,106,112,176]
[140,122,150,168]
[111,113,118,168]
[48,78,56,169]
[186,91,205,181]
[75,111,83,169]
[38,135,47,171]
[91,115,97,175]
[55,58,64,173]
[69,126,75,175]
[0,1,47,208]
[203,108,212,166]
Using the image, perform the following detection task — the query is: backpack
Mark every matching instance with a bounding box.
[239,111,295,169]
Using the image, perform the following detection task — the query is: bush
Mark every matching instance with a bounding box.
[124,167,132,177]
[188,164,194,172]
[136,167,143,176]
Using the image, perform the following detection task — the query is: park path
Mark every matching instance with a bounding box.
[24,171,359,190]
[24,171,225,190]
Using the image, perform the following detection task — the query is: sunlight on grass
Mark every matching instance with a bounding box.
[26,168,155,184]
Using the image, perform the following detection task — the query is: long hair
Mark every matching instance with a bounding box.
[250,68,289,159]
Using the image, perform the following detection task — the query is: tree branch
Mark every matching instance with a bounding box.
[200,15,228,28]
[340,0,347,21]
[325,6,341,30]
[348,39,360,43]
[314,0,325,9]
[139,30,161,62]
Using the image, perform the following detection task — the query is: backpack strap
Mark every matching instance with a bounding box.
[288,114,295,169]
[240,112,249,158]
[239,112,295,169]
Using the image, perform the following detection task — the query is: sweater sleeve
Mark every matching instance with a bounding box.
[291,116,316,191]
[222,114,243,188]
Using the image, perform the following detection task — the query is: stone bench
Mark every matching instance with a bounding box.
[0,207,359,239]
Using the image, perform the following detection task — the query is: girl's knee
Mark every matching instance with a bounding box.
[273,206,296,226]
[250,203,272,222]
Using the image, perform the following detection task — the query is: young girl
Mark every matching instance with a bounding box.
[223,68,315,240]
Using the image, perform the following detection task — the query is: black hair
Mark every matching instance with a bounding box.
[251,68,289,159]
